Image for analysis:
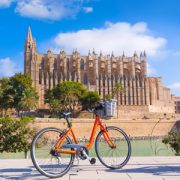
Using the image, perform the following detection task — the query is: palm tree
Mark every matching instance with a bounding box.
[112,82,124,118]
[19,88,39,115]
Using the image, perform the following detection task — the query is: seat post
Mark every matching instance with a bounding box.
[66,117,71,128]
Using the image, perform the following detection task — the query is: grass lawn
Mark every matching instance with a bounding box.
[0,139,174,159]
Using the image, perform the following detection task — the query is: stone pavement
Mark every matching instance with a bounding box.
[0,157,180,180]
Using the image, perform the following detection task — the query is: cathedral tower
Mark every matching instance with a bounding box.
[24,26,37,85]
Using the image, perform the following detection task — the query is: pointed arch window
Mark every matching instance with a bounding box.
[84,74,88,85]
[67,59,70,69]
[80,59,84,70]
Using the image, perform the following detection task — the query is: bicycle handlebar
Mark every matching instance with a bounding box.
[57,101,104,124]
[87,102,104,114]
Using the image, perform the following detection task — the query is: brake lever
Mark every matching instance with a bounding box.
[87,108,93,113]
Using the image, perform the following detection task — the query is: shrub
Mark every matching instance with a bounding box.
[162,132,180,156]
[0,116,36,158]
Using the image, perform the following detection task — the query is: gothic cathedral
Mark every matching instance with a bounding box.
[24,27,175,112]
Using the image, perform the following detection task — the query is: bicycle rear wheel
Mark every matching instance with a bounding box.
[95,126,131,169]
[31,128,74,178]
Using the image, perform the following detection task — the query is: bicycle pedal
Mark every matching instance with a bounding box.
[90,158,96,165]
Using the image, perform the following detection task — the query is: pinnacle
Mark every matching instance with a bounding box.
[88,50,91,55]
[134,51,137,57]
[111,51,114,57]
[47,48,51,52]
[140,52,143,57]
[144,50,146,57]
[26,26,33,42]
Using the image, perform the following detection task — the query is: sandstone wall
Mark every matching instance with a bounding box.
[148,105,175,113]
[78,107,176,120]
[31,117,178,139]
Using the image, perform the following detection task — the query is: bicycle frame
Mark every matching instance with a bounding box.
[55,115,115,155]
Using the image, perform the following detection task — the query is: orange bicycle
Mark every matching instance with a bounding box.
[31,102,131,178]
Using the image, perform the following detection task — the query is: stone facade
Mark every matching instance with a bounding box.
[175,96,180,113]
[24,27,175,113]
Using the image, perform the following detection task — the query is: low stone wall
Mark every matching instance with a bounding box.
[31,117,177,138]
[78,108,176,120]
[148,105,175,113]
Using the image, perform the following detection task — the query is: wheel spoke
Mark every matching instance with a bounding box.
[95,127,131,169]
[31,128,74,178]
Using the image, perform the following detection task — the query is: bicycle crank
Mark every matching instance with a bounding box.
[61,144,96,164]
[62,144,89,160]
[81,148,96,164]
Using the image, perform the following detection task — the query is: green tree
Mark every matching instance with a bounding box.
[45,81,88,113]
[81,91,100,109]
[10,73,33,88]
[162,132,180,156]
[9,73,39,116]
[19,87,39,113]
[0,78,13,117]
[112,82,124,99]
[104,94,112,101]
[0,116,36,158]
[44,89,62,113]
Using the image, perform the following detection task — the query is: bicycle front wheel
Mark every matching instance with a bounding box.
[95,126,131,169]
[31,128,75,178]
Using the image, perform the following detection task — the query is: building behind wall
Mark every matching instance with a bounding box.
[24,27,175,113]
[175,96,180,114]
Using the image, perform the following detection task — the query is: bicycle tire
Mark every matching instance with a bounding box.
[31,127,75,178]
[95,126,131,169]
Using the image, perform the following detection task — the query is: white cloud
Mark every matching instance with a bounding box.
[0,0,12,8]
[0,57,20,77]
[169,82,180,90]
[147,63,156,76]
[15,0,88,20]
[0,0,93,20]
[53,22,166,56]
[83,6,93,13]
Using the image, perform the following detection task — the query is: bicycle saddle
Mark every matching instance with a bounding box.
[59,112,71,118]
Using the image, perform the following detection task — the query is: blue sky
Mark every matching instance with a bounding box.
[0,0,180,95]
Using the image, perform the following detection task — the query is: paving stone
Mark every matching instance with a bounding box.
[0,157,180,180]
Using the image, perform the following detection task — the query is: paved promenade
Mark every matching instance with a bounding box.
[0,157,180,180]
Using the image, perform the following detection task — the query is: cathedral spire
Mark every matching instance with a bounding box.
[26,26,33,42]
[88,49,91,55]
[111,51,114,57]
[134,51,137,57]
[144,50,146,57]
[140,52,143,57]
[47,48,51,53]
